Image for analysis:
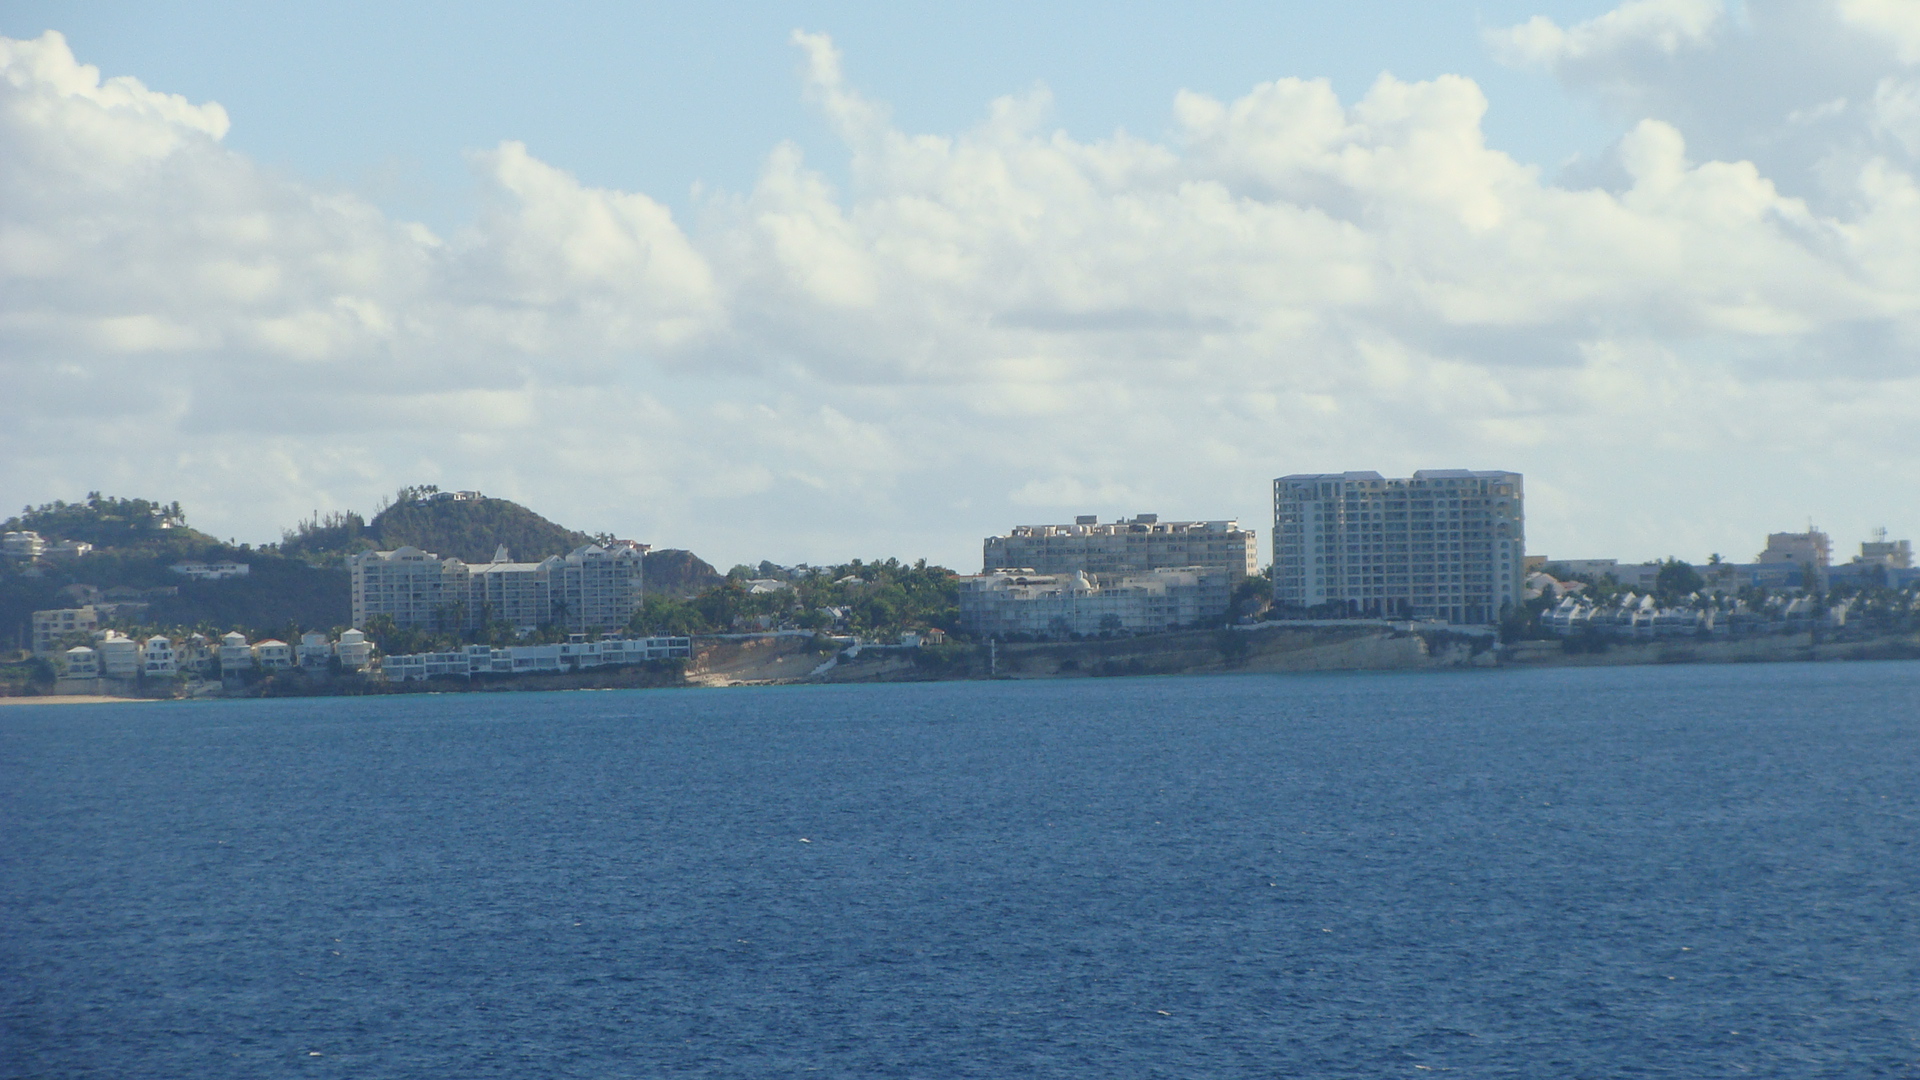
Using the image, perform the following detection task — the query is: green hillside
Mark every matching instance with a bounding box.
[370,495,593,563]
[1,496,349,649]
[4,494,214,551]
[280,486,595,563]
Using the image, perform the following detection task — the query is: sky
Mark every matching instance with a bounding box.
[3,0,1918,571]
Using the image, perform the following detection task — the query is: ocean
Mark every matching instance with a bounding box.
[3,662,1917,1078]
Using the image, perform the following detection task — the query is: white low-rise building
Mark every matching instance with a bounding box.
[378,636,691,681]
[96,632,142,677]
[142,636,177,675]
[62,645,99,677]
[3,530,47,561]
[254,639,293,669]
[219,631,253,673]
[298,631,334,668]
[171,561,251,580]
[335,629,374,671]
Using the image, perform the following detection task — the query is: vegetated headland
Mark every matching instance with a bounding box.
[4,488,1917,699]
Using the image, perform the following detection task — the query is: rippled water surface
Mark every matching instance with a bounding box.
[4,663,1919,1078]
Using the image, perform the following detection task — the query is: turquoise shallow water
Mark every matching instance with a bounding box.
[3,662,1918,1078]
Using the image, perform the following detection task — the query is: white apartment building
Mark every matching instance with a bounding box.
[1757,530,1832,568]
[470,545,551,628]
[350,542,647,633]
[958,567,1235,639]
[983,515,1258,581]
[349,546,472,630]
[31,606,102,655]
[1273,470,1525,626]
[3,530,47,560]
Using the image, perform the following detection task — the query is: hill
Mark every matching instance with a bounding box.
[368,493,594,563]
[1,495,349,648]
[3,494,216,551]
[642,549,723,598]
[4,488,715,648]
[279,486,595,563]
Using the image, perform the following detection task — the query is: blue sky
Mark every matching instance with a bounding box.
[3,2,1621,227]
[4,1,1919,570]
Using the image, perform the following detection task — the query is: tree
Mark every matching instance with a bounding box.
[1655,559,1704,601]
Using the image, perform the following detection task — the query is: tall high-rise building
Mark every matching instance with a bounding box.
[982,515,1258,581]
[1272,470,1524,625]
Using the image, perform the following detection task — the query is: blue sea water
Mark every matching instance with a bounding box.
[3,663,1918,1079]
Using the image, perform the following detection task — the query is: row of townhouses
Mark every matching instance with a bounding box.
[1541,591,1891,639]
[380,637,692,681]
[53,629,375,684]
[51,626,690,688]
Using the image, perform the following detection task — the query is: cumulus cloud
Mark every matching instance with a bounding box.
[3,18,1920,568]
[1488,0,1724,68]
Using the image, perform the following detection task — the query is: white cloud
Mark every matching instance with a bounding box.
[1841,0,1920,63]
[1487,0,1724,68]
[3,21,1920,570]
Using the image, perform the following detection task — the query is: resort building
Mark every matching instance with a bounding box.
[957,567,1235,639]
[349,546,470,630]
[377,636,692,682]
[982,516,1258,582]
[349,542,647,634]
[1272,470,1525,625]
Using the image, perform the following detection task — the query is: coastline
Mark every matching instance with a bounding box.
[9,626,1916,700]
[0,694,158,706]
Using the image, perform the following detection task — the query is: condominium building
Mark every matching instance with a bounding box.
[982,515,1258,581]
[349,541,647,633]
[957,567,1235,639]
[1756,530,1832,568]
[349,547,471,630]
[31,606,102,655]
[1272,470,1525,625]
